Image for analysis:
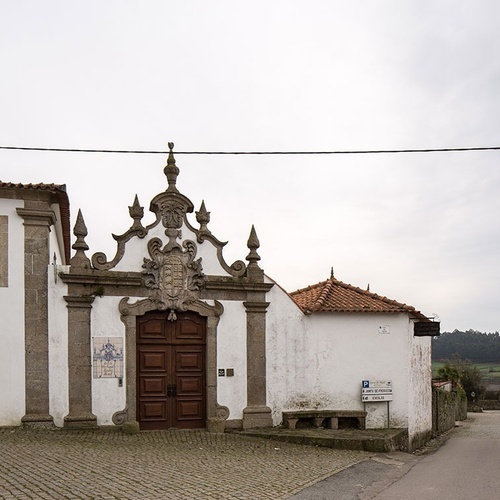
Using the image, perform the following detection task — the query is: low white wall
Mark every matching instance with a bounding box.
[0,199,25,426]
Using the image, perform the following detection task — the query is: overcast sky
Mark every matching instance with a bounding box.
[2,1,500,333]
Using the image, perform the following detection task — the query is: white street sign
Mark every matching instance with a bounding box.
[362,394,393,402]
[362,380,392,389]
[362,388,393,395]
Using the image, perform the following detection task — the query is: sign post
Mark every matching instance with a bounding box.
[361,380,393,428]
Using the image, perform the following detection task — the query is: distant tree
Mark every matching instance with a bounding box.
[432,330,500,363]
[436,354,485,402]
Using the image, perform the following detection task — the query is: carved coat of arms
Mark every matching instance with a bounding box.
[142,237,204,317]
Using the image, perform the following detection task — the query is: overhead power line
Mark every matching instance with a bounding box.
[1,145,500,155]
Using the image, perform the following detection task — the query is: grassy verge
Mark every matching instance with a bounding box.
[432,361,500,379]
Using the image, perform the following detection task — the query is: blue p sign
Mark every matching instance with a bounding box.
[362,380,369,388]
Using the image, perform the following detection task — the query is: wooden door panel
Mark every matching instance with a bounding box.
[138,315,168,342]
[177,376,203,395]
[175,314,205,342]
[177,400,204,420]
[139,351,168,371]
[176,351,204,371]
[141,401,167,419]
[140,377,166,396]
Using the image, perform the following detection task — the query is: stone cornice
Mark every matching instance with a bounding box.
[63,295,96,308]
[60,270,274,294]
[205,281,274,293]
[243,301,271,313]
[16,208,56,226]
[60,270,143,287]
[204,275,273,292]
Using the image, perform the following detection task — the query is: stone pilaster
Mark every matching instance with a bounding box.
[16,207,55,428]
[242,225,272,429]
[242,300,272,429]
[63,295,98,429]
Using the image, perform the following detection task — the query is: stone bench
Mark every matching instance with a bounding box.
[282,410,367,430]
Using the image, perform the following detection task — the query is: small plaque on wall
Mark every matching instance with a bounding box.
[93,337,124,378]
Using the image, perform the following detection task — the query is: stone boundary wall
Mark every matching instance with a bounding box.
[432,387,467,435]
[472,399,500,410]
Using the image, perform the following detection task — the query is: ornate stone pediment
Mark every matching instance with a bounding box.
[142,236,204,316]
[89,143,249,278]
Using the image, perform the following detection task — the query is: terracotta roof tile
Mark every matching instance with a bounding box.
[0,181,71,263]
[290,277,429,320]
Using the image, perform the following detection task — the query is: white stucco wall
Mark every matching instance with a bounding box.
[91,296,128,425]
[48,264,69,427]
[407,330,432,446]
[301,313,411,429]
[49,203,67,265]
[215,301,247,420]
[0,199,25,425]
[266,281,413,429]
[112,220,231,277]
[47,204,71,427]
[266,280,308,423]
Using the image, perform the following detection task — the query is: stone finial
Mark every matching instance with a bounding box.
[163,142,179,193]
[246,225,261,264]
[330,267,334,279]
[71,209,90,269]
[196,200,211,233]
[246,225,263,282]
[129,195,145,230]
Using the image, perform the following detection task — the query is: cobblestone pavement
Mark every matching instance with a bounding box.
[0,428,370,499]
[453,410,500,439]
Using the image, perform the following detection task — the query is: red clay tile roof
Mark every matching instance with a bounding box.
[290,277,429,320]
[0,181,71,263]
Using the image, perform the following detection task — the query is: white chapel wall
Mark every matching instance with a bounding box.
[216,300,247,420]
[112,219,232,278]
[0,199,25,425]
[91,295,128,425]
[49,203,67,265]
[48,264,69,427]
[266,280,308,424]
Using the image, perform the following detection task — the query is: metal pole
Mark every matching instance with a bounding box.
[387,401,390,428]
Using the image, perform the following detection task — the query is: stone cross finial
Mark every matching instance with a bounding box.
[164,142,180,192]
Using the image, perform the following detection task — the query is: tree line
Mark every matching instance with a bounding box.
[432,330,500,363]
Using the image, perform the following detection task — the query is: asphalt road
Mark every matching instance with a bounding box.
[292,410,500,500]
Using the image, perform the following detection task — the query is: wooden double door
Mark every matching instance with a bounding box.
[137,310,206,430]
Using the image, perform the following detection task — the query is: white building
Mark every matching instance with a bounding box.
[0,146,438,451]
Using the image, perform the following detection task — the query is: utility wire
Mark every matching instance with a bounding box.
[1,145,500,155]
